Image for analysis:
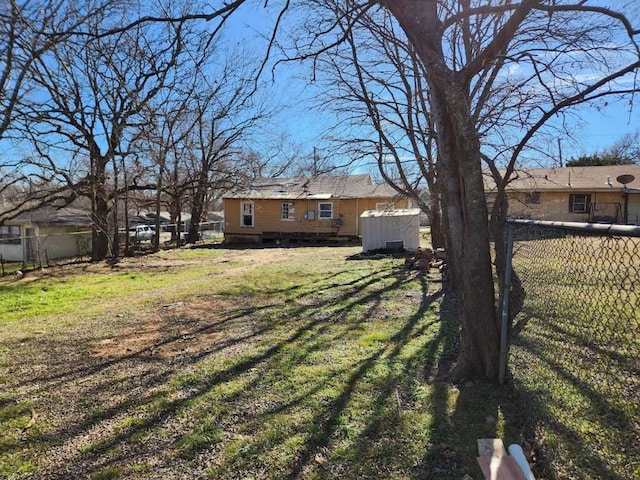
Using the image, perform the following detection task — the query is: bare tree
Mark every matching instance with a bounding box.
[603,130,640,164]
[0,0,105,141]
[184,88,268,244]
[366,1,640,381]
[311,9,446,247]
[0,1,120,214]
[137,40,278,246]
[17,2,195,260]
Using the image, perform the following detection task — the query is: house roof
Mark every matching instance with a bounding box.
[361,208,421,218]
[9,205,92,227]
[485,165,640,192]
[223,174,400,200]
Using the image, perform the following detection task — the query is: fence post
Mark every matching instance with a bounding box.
[499,221,515,385]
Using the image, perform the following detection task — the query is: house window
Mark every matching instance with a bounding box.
[281,202,295,220]
[376,202,394,211]
[569,194,591,213]
[318,202,333,219]
[241,201,254,227]
[524,192,541,205]
[0,225,21,245]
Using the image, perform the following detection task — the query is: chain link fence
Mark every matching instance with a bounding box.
[0,221,225,275]
[0,230,92,275]
[502,219,640,479]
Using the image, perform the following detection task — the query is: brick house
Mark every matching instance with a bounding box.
[485,165,640,224]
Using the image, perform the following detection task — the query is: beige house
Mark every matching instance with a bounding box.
[0,206,92,263]
[223,174,409,243]
[485,165,640,224]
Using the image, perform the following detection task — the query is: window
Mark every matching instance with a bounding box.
[281,202,295,220]
[318,202,333,219]
[569,194,591,213]
[376,202,395,211]
[241,201,254,227]
[524,192,541,205]
[0,225,21,245]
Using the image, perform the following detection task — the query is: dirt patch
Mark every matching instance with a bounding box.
[91,327,224,360]
[91,298,235,360]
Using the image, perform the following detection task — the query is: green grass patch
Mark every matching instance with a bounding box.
[90,466,125,480]
[0,245,533,479]
[176,419,224,458]
[509,233,640,479]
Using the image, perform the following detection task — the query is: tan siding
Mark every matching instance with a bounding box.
[223,198,243,234]
[507,191,626,222]
[223,195,408,240]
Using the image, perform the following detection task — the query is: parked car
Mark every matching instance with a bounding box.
[120,225,156,242]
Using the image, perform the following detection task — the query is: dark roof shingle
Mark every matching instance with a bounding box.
[224,174,400,199]
[485,165,640,192]
[10,205,91,226]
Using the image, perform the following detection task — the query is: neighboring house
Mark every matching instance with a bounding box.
[222,174,408,243]
[0,205,92,263]
[485,165,640,224]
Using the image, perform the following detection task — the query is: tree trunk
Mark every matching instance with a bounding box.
[386,1,501,381]
[187,169,209,244]
[425,173,446,250]
[154,165,163,252]
[91,155,110,261]
[433,79,500,381]
[111,156,120,260]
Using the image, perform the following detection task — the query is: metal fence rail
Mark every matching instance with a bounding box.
[0,230,92,273]
[503,219,640,479]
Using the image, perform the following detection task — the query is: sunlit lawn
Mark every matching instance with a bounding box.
[1,245,527,479]
[509,234,640,480]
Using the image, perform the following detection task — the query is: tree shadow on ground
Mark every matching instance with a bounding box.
[1,256,534,479]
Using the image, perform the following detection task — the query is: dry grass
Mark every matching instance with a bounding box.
[1,244,529,479]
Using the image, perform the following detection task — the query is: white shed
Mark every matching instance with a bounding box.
[360,208,421,252]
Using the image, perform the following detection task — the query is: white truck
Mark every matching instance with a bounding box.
[121,225,155,243]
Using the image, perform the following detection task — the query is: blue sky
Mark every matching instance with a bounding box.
[568,101,640,157]
[222,6,640,170]
[3,3,637,172]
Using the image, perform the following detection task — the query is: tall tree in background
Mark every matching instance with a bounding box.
[567,131,640,166]
[18,2,193,260]
[0,0,116,211]
[184,86,271,244]
[138,42,278,246]
[313,10,445,248]
[0,0,96,141]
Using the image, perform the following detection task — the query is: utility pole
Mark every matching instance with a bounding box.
[313,146,318,176]
[557,138,563,167]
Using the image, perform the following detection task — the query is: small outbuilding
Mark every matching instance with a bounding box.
[360,208,421,253]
